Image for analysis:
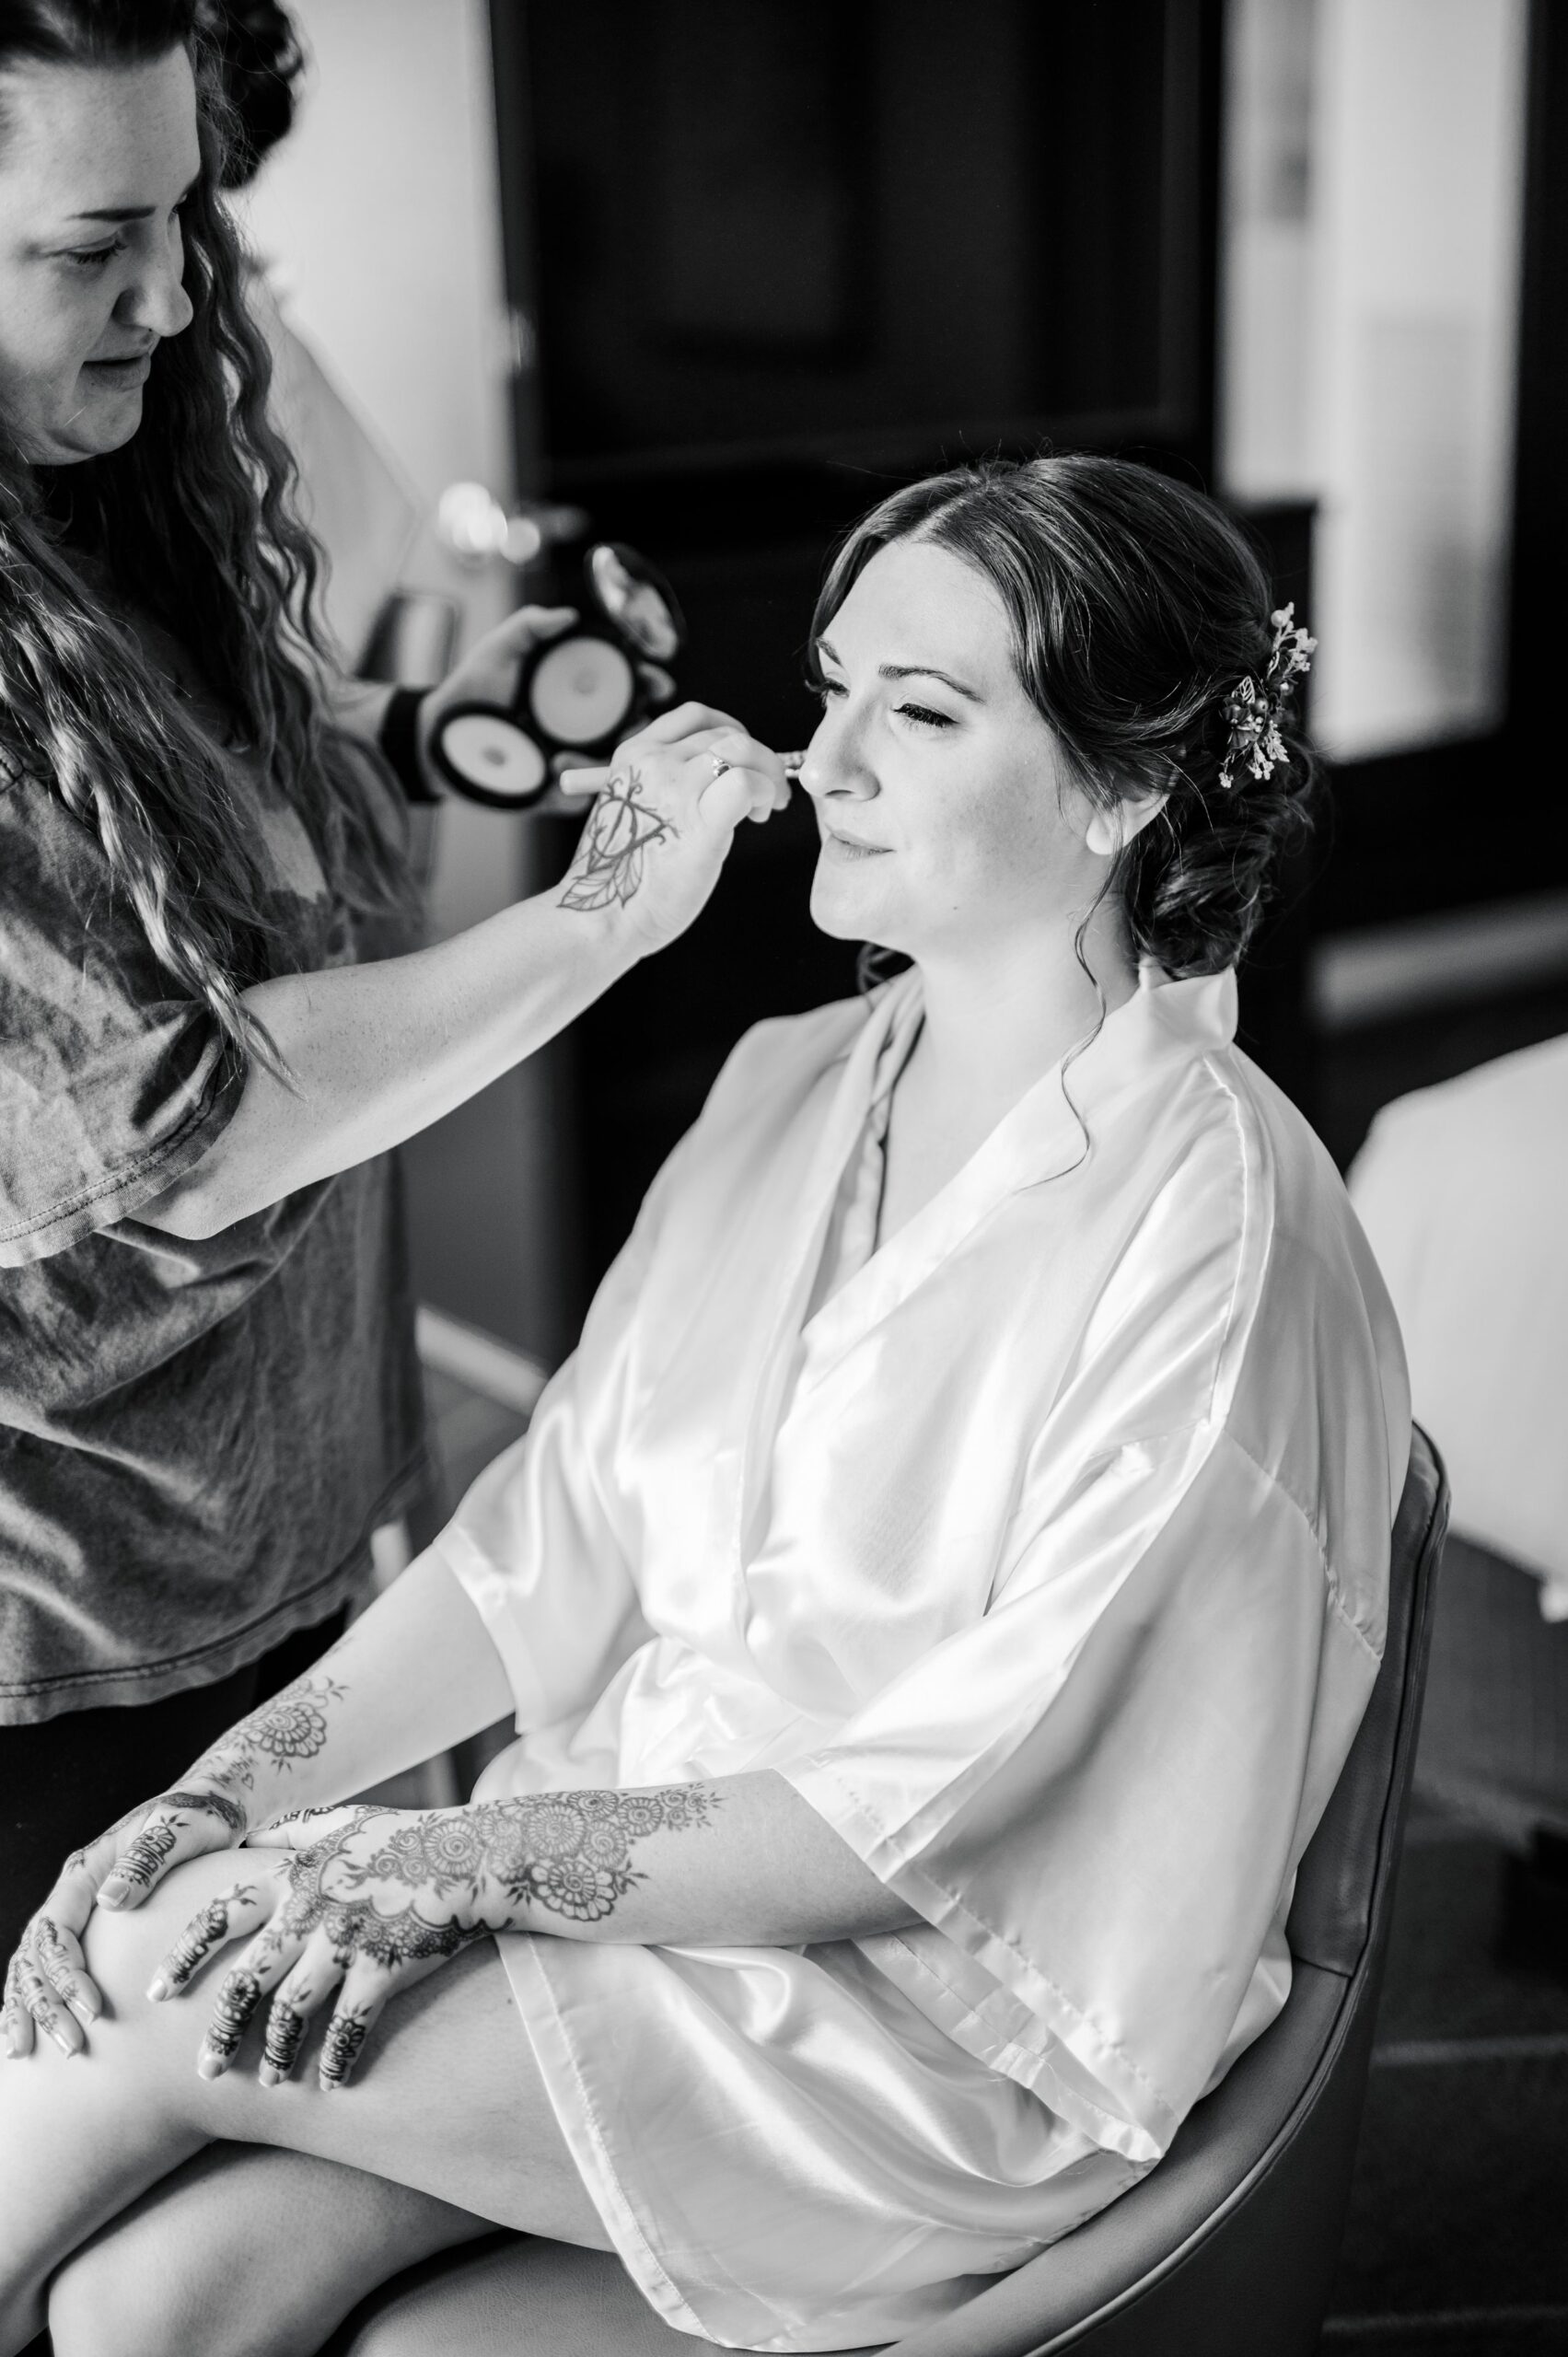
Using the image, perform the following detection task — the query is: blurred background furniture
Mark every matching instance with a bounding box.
[1351,1039,1568,1854]
[327,1432,1446,2357]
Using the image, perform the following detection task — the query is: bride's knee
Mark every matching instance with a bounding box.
[81,1851,278,2018]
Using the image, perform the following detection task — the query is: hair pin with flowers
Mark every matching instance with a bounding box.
[1218,604,1317,791]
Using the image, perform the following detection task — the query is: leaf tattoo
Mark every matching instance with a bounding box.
[560,767,675,911]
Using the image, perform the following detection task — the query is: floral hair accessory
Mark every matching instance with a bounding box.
[1217,604,1316,791]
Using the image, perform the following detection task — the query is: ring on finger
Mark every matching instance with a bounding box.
[708,751,731,782]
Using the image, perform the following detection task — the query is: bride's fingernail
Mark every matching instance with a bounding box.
[258,2062,281,2088]
[197,2049,226,2081]
[66,1996,97,2027]
[145,1974,169,2003]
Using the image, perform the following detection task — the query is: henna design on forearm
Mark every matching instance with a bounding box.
[560,767,675,912]
[180,1671,350,1806]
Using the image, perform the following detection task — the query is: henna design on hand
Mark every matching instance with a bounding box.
[114,1818,181,1893]
[160,1887,260,1994]
[159,1789,248,1836]
[260,2001,308,2084]
[202,1968,263,2067]
[560,768,675,912]
[177,1671,350,1812]
[319,2009,370,2088]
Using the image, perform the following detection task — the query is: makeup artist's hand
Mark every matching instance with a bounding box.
[554,702,790,954]
[3,1783,249,2059]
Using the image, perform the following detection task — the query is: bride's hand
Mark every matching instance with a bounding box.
[149,1804,502,2092]
[3,1784,249,2060]
[554,702,790,955]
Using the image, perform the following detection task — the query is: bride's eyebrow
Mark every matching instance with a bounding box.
[878,663,983,703]
[812,638,984,702]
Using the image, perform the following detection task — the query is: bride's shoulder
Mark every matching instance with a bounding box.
[705,991,874,1111]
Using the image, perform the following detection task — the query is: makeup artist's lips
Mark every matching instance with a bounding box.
[83,350,154,388]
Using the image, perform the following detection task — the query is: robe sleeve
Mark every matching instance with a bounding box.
[779,1422,1383,2165]
[430,1142,690,1735]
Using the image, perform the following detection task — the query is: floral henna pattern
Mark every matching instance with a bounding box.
[260,2001,308,2083]
[185,1787,720,2085]
[319,2009,370,2087]
[203,1968,264,2065]
[161,1887,259,1993]
[560,768,675,911]
[179,1671,350,1808]
[113,1817,182,1893]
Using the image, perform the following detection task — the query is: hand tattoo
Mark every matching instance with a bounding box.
[560,767,675,911]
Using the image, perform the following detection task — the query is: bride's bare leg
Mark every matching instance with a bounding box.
[0,1852,610,2356]
[48,2145,496,2357]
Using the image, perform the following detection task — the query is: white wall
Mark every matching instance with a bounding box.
[238,0,523,940]
[1223,0,1528,761]
[235,1,575,1361]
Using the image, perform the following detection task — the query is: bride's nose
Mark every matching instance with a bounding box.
[797,711,877,802]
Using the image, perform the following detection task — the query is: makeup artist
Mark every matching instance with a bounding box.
[0,1,786,1958]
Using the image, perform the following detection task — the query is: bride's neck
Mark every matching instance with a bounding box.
[906,904,1139,1129]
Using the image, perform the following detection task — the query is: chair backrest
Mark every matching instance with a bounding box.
[1287,1424,1448,1975]
[886,1425,1449,2357]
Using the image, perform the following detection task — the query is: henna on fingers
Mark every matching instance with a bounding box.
[198,1968,265,2077]
[258,1999,308,2086]
[147,1885,261,2000]
[319,2007,371,2090]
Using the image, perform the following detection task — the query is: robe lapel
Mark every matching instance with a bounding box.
[730,981,909,1560]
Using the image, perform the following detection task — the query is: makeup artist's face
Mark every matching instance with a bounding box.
[0,48,198,464]
[798,540,1103,965]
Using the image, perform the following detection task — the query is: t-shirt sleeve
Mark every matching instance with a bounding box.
[0,778,244,1266]
[779,1423,1383,2164]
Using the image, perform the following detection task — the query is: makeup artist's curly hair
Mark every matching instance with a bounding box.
[814,453,1318,979]
[0,0,405,1076]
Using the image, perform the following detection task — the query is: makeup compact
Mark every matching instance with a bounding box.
[430,543,687,809]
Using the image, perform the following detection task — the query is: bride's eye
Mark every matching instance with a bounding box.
[895,702,951,729]
[809,678,847,702]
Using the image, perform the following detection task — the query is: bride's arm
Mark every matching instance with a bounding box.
[146,1773,918,2088]
[108,1555,516,1903]
[3,1556,511,2058]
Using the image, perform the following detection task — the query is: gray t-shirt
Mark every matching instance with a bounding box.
[0,610,426,1724]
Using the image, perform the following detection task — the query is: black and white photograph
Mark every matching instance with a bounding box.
[0,3,1563,2351]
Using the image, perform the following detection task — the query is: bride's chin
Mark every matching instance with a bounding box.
[807,864,886,942]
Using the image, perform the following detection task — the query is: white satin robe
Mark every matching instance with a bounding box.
[438,965,1410,2351]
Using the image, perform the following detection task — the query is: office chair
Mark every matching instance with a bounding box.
[338,1427,1448,2357]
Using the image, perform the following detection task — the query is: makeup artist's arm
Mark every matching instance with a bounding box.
[134,696,788,1238]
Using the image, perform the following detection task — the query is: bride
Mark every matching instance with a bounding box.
[3,453,1409,2357]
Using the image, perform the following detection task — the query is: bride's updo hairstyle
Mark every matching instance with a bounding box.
[812,454,1316,976]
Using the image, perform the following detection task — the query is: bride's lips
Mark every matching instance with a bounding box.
[819,828,889,861]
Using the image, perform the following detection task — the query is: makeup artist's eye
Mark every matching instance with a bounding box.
[894,702,951,729]
[64,239,125,271]
[809,677,847,702]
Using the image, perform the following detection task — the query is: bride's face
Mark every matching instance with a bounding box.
[799,540,1107,966]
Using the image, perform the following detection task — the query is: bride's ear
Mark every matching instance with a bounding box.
[1084,786,1169,859]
